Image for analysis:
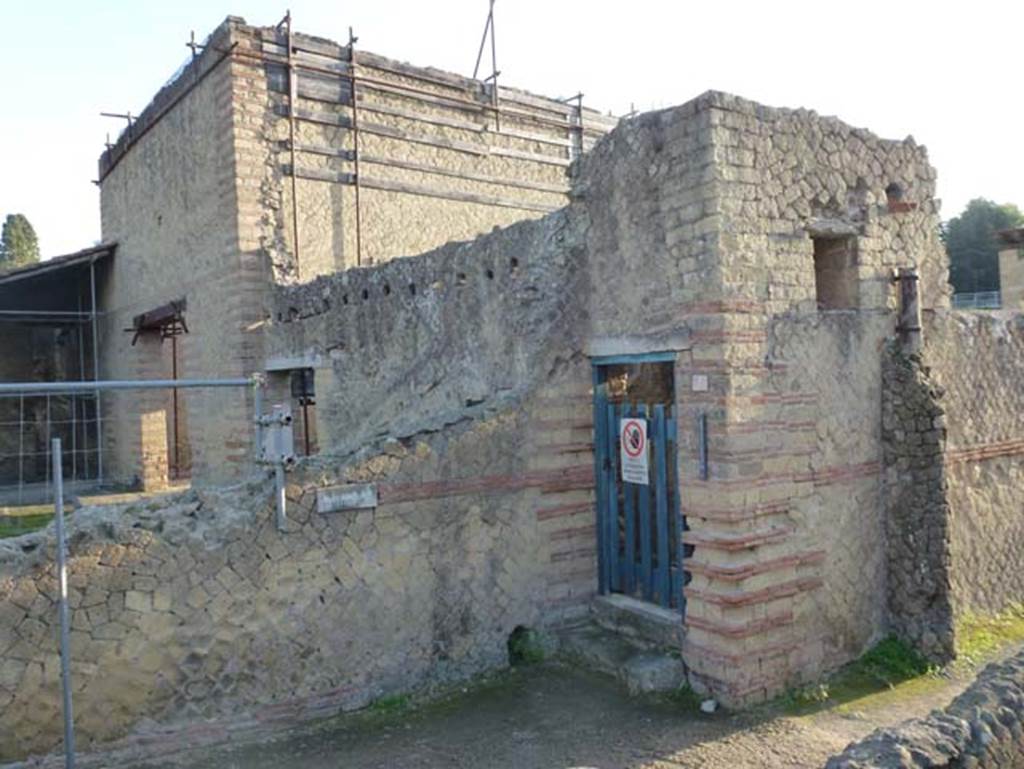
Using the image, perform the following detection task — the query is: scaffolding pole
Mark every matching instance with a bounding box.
[89,260,103,486]
[349,26,364,267]
[52,437,76,768]
[285,11,302,279]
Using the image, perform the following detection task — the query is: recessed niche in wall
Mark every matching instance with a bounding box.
[813,236,859,310]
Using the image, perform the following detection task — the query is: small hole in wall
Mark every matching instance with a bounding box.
[885,183,904,203]
[456,272,467,286]
[409,283,417,296]
[342,294,349,305]
[486,268,495,280]
[362,288,369,301]
[383,284,391,296]
[510,257,519,272]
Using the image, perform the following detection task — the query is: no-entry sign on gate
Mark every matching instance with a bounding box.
[619,417,649,485]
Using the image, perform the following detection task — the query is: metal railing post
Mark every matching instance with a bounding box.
[52,437,76,768]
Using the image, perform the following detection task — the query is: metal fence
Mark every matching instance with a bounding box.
[0,378,256,507]
[952,291,1002,310]
[0,393,100,504]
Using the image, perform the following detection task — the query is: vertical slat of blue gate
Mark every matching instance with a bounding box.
[669,416,685,614]
[654,404,671,607]
[623,401,637,594]
[621,402,637,593]
[592,368,609,595]
[605,402,621,592]
[638,403,653,602]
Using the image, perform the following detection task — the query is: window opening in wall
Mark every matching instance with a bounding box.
[290,368,318,456]
[812,236,859,310]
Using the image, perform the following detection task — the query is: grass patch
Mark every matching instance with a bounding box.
[663,683,702,712]
[368,694,410,716]
[0,503,77,539]
[507,626,545,666]
[780,636,933,716]
[0,512,55,539]
[956,605,1024,667]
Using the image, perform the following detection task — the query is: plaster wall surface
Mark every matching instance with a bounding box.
[924,311,1024,618]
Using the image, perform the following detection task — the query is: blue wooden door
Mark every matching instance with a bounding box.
[593,357,686,612]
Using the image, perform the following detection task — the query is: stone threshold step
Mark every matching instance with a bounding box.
[590,593,684,651]
[557,620,686,695]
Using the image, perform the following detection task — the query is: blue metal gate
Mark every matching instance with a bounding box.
[593,358,686,612]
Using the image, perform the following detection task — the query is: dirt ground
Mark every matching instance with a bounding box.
[135,657,980,769]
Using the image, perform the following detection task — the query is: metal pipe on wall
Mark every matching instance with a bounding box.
[0,378,253,395]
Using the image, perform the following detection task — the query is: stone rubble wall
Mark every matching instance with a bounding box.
[881,345,956,661]
[879,310,1024,662]
[0,393,592,760]
[825,649,1024,769]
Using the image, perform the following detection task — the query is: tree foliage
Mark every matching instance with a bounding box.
[942,199,1024,294]
[0,214,41,271]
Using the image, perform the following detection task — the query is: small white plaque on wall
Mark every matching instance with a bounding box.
[691,374,709,392]
[317,483,378,513]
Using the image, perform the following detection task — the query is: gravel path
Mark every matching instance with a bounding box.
[138,661,971,769]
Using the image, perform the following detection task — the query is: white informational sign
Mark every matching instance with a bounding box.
[619,417,649,485]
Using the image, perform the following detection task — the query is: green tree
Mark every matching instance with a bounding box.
[0,214,41,271]
[942,199,1024,294]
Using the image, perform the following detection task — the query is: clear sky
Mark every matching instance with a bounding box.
[1,0,1021,257]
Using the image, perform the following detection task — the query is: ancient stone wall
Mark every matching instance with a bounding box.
[826,649,1024,769]
[880,345,955,661]
[95,15,615,490]
[268,207,598,615]
[229,18,616,283]
[0,403,591,760]
[269,93,964,706]
[924,311,1024,619]
[97,21,256,489]
[664,93,950,704]
[51,79,1024,745]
